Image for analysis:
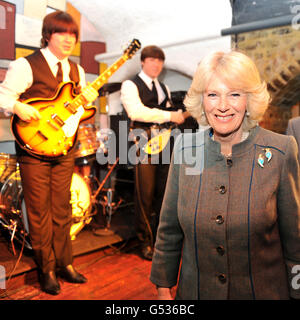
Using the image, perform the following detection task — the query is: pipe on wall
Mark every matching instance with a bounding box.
[95,14,295,62]
[221,14,295,36]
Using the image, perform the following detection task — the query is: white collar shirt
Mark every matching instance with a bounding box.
[0,47,86,114]
[138,70,166,105]
[41,47,71,82]
[120,70,172,124]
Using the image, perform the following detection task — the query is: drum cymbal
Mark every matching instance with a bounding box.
[98,82,122,96]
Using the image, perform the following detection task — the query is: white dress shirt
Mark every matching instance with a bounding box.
[0,47,86,114]
[121,70,172,124]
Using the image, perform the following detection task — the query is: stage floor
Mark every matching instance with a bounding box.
[0,203,136,279]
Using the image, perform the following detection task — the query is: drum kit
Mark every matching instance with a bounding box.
[0,122,125,254]
[0,153,32,252]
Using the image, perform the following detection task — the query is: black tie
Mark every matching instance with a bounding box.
[151,81,158,103]
[56,62,63,83]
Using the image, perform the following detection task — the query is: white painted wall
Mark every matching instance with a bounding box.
[0,1,233,144]
[68,0,233,114]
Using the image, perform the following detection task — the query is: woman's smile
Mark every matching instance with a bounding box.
[203,76,247,140]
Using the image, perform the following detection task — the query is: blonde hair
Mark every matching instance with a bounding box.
[184,51,270,131]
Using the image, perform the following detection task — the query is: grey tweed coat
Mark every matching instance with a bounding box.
[150,126,300,300]
[286,116,300,164]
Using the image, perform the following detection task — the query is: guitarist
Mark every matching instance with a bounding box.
[121,45,185,260]
[0,11,98,295]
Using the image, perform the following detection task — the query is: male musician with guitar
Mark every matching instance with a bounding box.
[121,45,185,260]
[0,11,98,295]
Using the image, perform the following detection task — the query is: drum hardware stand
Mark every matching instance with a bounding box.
[0,210,32,254]
[92,158,122,236]
[9,220,17,256]
[94,188,115,236]
[0,217,22,256]
[0,162,32,252]
[90,157,119,203]
[0,218,17,255]
[0,216,27,299]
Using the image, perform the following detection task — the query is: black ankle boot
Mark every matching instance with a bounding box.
[40,271,60,295]
[57,265,87,283]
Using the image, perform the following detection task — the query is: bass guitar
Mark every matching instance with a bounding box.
[11,39,141,159]
[142,111,190,155]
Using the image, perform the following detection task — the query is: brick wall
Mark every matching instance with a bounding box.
[235,25,300,133]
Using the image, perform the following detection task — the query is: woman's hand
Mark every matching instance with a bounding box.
[13,101,41,122]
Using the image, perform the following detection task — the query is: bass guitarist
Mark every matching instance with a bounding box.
[121,45,185,260]
[0,11,98,295]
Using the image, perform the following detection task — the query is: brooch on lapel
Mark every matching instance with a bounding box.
[265,148,272,162]
[257,148,272,168]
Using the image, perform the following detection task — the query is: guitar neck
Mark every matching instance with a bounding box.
[90,55,129,92]
[71,54,129,109]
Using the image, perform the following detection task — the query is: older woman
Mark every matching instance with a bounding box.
[150,51,300,300]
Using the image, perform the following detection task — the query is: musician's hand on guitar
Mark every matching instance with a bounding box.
[170,109,185,124]
[13,101,41,122]
[81,86,98,103]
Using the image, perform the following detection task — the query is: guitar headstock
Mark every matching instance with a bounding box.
[123,39,141,59]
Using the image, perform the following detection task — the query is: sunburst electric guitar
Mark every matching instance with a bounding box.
[11,39,141,159]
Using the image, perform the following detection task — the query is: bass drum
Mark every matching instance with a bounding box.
[0,171,92,249]
[69,172,92,240]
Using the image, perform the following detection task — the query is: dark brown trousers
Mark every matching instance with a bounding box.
[134,162,169,248]
[18,151,75,273]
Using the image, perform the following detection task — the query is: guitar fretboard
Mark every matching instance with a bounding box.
[71,55,129,109]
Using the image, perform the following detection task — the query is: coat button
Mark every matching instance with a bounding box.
[218,273,227,284]
[219,186,226,194]
[216,245,225,255]
[215,215,224,224]
[226,158,233,167]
